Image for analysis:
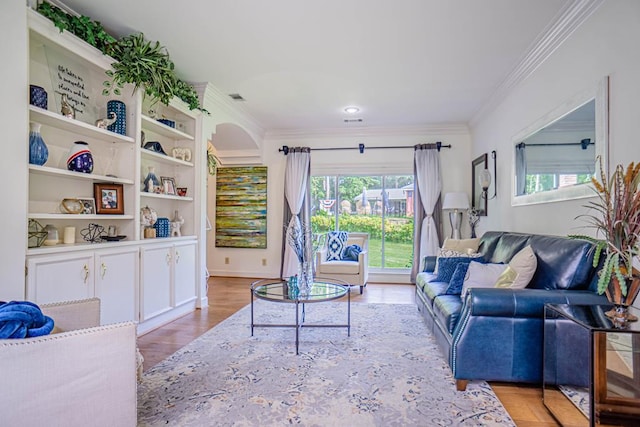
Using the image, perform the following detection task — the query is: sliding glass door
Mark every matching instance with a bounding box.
[311,174,414,270]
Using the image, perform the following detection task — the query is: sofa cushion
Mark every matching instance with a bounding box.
[495,245,537,289]
[435,256,480,283]
[433,295,464,334]
[317,260,360,275]
[326,231,348,261]
[461,261,507,298]
[445,262,472,295]
[442,237,481,253]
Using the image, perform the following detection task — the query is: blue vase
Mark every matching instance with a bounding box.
[107,100,127,135]
[67,141,93,173]
[29,122,48,166]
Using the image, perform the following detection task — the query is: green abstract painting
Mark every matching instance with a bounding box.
[215,166,268,248]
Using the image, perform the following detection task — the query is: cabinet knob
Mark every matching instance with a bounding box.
[83,264,90,284]
[175,250,180,264]
[101,262,107,279]
[166,252,172,265]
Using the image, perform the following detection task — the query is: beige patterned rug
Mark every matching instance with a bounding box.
[138,301,515,426]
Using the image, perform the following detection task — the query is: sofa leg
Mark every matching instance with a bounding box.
[456,379,468,391]
[359,285,364,294]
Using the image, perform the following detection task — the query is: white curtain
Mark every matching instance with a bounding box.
[282,149,311,278]
[415,148,442,260]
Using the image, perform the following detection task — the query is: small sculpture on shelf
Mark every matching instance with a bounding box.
[95,112,117,129]
[59,92,75,119]
[143,166,161,193]
[80,223,106,243]
[170,210,184,237]
[171,147,191,162]
[140,205,158,239]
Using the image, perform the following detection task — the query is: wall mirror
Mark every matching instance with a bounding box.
[472,153,488,216]
[511,76,609,206]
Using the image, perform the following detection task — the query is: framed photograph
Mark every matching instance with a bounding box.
[94,183,124,214]
[78,198,96,215]
[471,153,488,216]
[161,177,177,195]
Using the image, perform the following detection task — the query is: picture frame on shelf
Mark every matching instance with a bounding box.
[94,183,124,214]
[161,177,177,195]
[78,198,96,215]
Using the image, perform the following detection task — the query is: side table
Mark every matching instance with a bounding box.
[543,304,640,427]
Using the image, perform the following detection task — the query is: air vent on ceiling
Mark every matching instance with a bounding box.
[228,93,245,101]
[344,118,363,123]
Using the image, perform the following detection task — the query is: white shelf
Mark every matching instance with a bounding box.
[141,115,194,140]
[140,148,194,167]
[28,165,135,185]
[28,213,134,220]
[140,192,194,202]
[29,106,135,145]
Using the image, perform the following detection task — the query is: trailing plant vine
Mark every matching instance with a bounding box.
[36,2,208,113]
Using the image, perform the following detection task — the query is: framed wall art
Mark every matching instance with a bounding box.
[215,166,268,248]
[472,153,488,216]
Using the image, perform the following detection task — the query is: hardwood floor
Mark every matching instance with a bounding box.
[138,276,561,426]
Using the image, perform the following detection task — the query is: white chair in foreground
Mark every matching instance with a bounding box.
[315,232,369,293]
[0,298,137,427]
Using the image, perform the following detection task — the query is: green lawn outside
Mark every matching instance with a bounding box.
[367,238,413,269]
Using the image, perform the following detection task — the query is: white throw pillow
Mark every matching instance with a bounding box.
[494,245,537,289]
[442,237,481,253]
[461,261,507,298]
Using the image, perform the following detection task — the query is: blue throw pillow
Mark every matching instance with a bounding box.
[445,263,472,295]
[341,244,362,261]
[435,256,482,283]
[326,231,348,261]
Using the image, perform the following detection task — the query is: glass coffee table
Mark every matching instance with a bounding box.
[250,278,350,354]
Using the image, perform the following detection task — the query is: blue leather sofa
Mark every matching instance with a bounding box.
[415,231,608,391]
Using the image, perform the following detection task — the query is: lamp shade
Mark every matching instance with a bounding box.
[479,169,492,190]
[442,192,470,210]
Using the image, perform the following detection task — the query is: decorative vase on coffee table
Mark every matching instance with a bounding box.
[29,122,48,166]
[298,261,313,297]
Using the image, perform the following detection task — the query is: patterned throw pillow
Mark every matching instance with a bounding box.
[434,248,482,274]
[434,257,482,283]
[326,231,348,261]
[445,262,473,295]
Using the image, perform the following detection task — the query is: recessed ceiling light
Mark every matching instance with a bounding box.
[344,106,360,114]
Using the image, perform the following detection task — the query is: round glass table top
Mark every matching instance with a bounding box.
[251,278,348,303]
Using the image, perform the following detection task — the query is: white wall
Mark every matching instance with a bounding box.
[208,125,472,280]
[470,0,640,238]
[1,3,28,300]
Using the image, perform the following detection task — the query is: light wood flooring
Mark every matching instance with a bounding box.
[138,276,572,427]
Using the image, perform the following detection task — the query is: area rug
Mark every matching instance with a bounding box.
[138,302,515,426]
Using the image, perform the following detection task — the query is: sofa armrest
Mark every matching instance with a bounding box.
[465,288,609,318]
[422,256,437,273]
[358,250,369,278]
[0,321,137,426]
[42,298,100,330]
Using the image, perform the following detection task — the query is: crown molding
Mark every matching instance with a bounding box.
[469,0,605,127]
[192,82,265,138]
[264,123,469,141]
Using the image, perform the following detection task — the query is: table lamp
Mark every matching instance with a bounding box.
[442,192,470,239]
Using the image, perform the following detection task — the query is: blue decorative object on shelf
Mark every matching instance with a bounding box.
[157,118,175,128]
[106,100,126,135]
[29,85,48,109]
[143,166,161,192]
[29,122,48,166]
[154,217,170,238]
[67,141,93,173]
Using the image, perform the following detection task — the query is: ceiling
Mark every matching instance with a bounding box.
[58,0,571,132]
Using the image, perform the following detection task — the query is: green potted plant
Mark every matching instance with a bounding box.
[36,2,206,113]
[573,157,640,321]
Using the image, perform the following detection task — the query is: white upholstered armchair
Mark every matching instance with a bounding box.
[315,232,369,293]
[0,298,137,426]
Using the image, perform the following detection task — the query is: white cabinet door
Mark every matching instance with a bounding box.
[26,252,94,304]
[141,244,172,321]
[95,247,139,325]
[173,242,197,307]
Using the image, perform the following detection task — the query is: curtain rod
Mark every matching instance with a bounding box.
[516,139,593,150]
[278,142,451,155]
